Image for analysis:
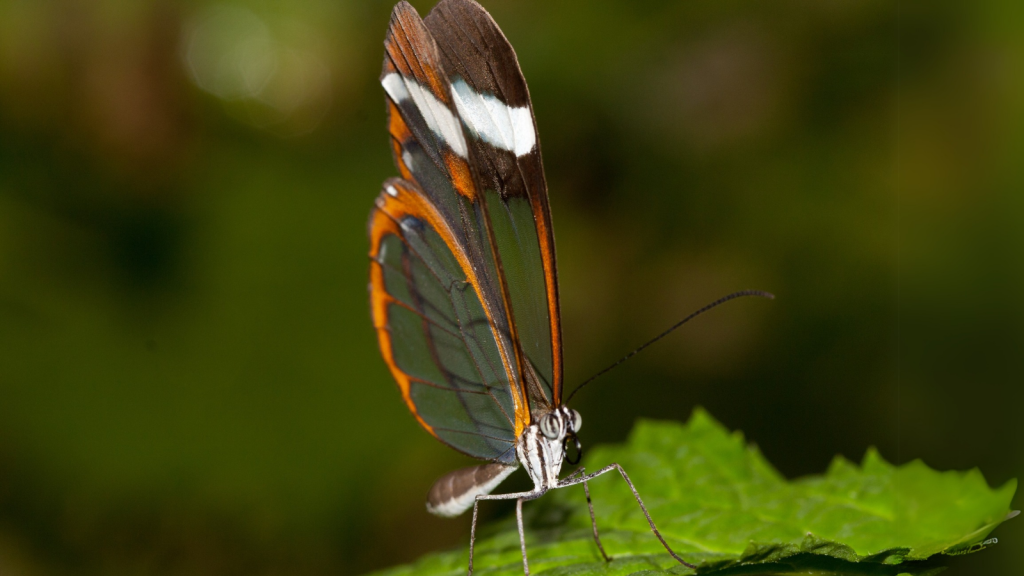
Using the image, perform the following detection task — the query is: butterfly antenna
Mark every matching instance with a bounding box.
[565,289,774,404]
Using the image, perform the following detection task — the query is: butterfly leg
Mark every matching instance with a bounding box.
[467,489,546,576]
[468,497,481,576]
[581,470,613,562]
[558,464,695,569]
[559,466,611,562]
[561,466,585,482]
[515,497,529,574]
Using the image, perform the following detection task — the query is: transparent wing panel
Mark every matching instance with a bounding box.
[369,182,519,463]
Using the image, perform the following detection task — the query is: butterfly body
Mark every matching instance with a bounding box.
[424,405,578,518]
[368,1,693,573]
[516,406,578,492]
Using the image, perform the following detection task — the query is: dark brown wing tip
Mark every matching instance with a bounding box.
[390,1,420,20]
[424,0,531,109]
[385,1,422,41]
[431,0,487,13]
[380,1,423,78]
[427,0,495,33]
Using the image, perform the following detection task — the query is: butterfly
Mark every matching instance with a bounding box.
[367,1,698,573]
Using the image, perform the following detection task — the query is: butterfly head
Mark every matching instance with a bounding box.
[538,406,583,465]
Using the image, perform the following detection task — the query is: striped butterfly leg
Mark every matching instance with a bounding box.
[561,466,612,562]
[469,488,547,576]
[558,463,695,569]
[583,468,614,562]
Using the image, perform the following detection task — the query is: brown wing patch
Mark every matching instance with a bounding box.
[383,2,450,104]
[426,0,530,107]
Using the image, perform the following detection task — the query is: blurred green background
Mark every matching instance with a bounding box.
[0,0,1020,574]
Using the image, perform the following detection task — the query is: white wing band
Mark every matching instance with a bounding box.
[450,78,536,157]
[382,72,469,159]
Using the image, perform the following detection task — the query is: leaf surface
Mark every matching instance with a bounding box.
[369,409,1017,575]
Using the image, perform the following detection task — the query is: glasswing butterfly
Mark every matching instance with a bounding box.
[368,1,770,573]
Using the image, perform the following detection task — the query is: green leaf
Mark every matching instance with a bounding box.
[368,409,1017,576]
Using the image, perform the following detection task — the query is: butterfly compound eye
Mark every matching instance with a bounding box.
[570,410,582,434]
[539,413,560,439]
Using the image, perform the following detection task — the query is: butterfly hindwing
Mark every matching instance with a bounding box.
[369,179,520,462]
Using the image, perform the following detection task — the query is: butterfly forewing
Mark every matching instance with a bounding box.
[425,0,563,410]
